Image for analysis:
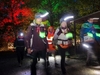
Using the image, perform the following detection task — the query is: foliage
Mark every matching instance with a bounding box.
[1,0,100,48]
[0,0,34,46]
[70,23,82,39]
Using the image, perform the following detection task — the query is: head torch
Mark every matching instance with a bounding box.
[20,33,24,36]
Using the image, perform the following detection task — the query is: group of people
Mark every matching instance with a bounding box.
[25,12,73,75]
[14,12,100,75]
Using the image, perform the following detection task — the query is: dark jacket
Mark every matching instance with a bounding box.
[14,38,25,50]
[25,22,48,51]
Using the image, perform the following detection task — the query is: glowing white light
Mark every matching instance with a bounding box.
[40,12,49,18]
[83,43,90,48]
[90,69,100,75]
[93,18,99,20]
[20,33,24,36]
[64,16,74,21]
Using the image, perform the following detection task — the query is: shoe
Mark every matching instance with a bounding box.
[47,61,50,66]
[55,63,59,66]
[55,63,59,67]
[38,58,40,61]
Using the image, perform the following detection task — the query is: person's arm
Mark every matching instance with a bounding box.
[25,25,33,54]
[53,27,62,45]
[14,38,17,47]
[80,23,87,42]
[13,38,17,51]
[53,28,61,40]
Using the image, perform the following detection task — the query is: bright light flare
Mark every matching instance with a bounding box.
[40,12,49,18]
[82,43,90,48]
[89,69,100,75]
[20,33,24,36]
[64,16,74,21]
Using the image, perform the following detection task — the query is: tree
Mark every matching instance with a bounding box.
[0,0,34,49]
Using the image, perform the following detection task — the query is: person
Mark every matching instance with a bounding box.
[53,16,73,75]
[14,31,25,67]
[46,26,58,67]
[80,18,99,66]
[25,13,48,75]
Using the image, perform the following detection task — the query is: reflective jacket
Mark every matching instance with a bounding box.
[47,26,56,51]
[80,22,100,43]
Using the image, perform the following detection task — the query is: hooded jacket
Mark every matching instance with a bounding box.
[80,22,100,43]
[25,22,48,51]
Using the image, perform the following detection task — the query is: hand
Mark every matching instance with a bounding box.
[27,48,33,54]
[47,48,49,52]
[55,46,58,50]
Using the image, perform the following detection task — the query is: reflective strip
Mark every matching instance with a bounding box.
[47,37,53,41]
[48,42,52,44]
[57,40,69,45]
[84,35,94,42]
[30,34,33,48]
[42,39,46,44]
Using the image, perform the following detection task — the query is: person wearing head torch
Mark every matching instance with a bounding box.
[80,18,100,66]
[25,12,48,75]
[14,31,25,67]
[53,16,73,75]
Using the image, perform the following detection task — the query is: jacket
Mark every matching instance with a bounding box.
[47,26,56,51]
[80,22,96,43]
[25,22,48,51]
[14,38,25,50]
[53,27,72,47]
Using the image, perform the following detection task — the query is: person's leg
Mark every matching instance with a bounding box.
[86,45,98,66]
[31,52,38,75]
[20,48,25,64]
[58,45,66,74]
[46,52,50,66]
[39,50,47,68]
[53,50,59,66]
[16,49,21,64]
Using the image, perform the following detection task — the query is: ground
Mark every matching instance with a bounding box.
[0,51,100,75]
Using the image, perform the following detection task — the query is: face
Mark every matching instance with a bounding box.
[35,18,42,24]
[61,21,67,28]
[88,18,94,23]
